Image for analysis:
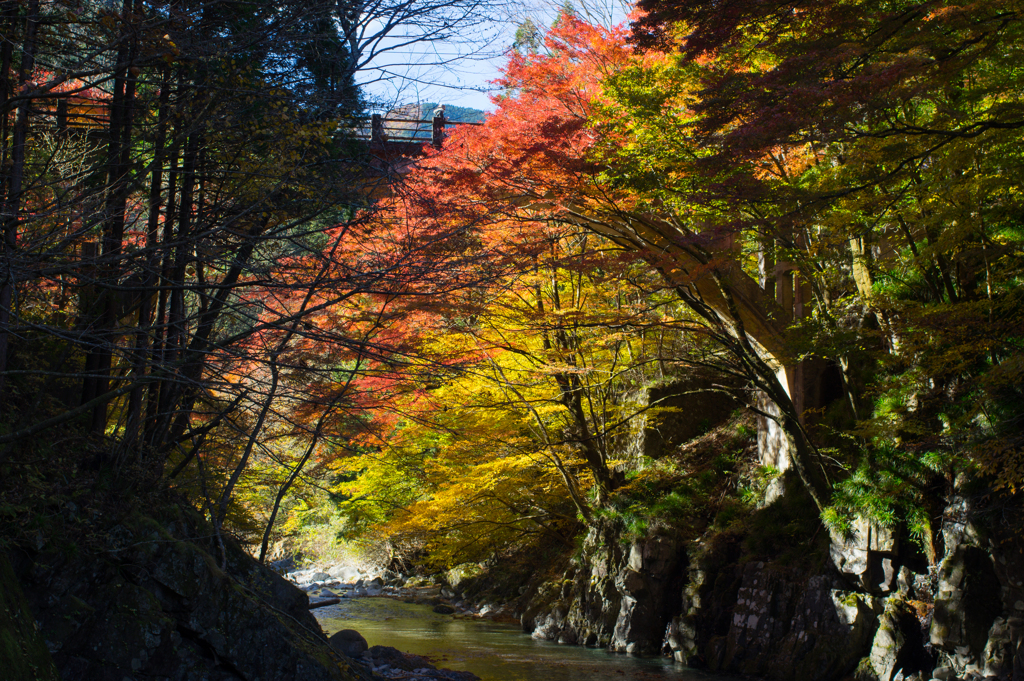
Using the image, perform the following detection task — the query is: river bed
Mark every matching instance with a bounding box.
[314,596,728,681]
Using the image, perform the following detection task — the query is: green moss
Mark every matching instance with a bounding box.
[712,499,746,529]
[739,482,829,568]
[597,415,758,543]
[839,592,861,608]
[853,656,878,681]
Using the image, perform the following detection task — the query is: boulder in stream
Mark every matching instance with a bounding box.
[365,645,479,681]
[329,629,369,657]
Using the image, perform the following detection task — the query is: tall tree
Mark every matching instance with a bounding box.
[389,14,835,508]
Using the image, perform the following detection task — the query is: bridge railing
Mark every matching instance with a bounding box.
[348,114,483,148]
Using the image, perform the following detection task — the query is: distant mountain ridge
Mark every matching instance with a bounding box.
[420,103,486,123]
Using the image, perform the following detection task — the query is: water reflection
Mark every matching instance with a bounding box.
[315,597,726,681]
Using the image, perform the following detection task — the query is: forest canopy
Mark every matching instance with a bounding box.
[0,0,1021,575]
[330,1,1024,567]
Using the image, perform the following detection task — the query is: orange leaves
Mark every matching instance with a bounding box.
[499,15,632,110]
[392,17,643,248]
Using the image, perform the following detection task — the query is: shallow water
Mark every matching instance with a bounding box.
[314,597,727,681]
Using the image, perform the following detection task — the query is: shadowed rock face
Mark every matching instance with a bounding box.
[520,523,883,679]
[611,536,689,655]
[9,506,364,681]
[926,501,1024,681]
[703,567,879,681]
[642,378,740,460]
[931,545,1001,654]
[519,523,690,655]
[517,492,1024,681]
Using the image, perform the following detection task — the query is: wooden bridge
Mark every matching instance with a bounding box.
[353,112,482,156]
[349,111,483,185]
[30,91,475,191]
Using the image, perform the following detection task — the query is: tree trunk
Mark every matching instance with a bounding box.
[126,66,172,455]
[0,0,40,397]
[84,0,139,434]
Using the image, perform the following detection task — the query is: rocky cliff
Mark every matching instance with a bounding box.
[4,503,365,681]
[515,485,1023,681]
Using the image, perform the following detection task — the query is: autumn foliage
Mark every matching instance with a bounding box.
[2,0,1023,573]
[327,2,1024,567]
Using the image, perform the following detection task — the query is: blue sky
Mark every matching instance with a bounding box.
[355,21,514,114]
[354,0,628,114]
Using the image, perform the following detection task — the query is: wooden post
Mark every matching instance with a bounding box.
[56,98,67,132]
[371,114,383,143]
[432,113,445,149]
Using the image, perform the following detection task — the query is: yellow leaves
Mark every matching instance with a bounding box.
[380,442,575,567]
[751,143,818,182]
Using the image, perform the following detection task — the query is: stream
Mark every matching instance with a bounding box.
[314,596,729,681]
